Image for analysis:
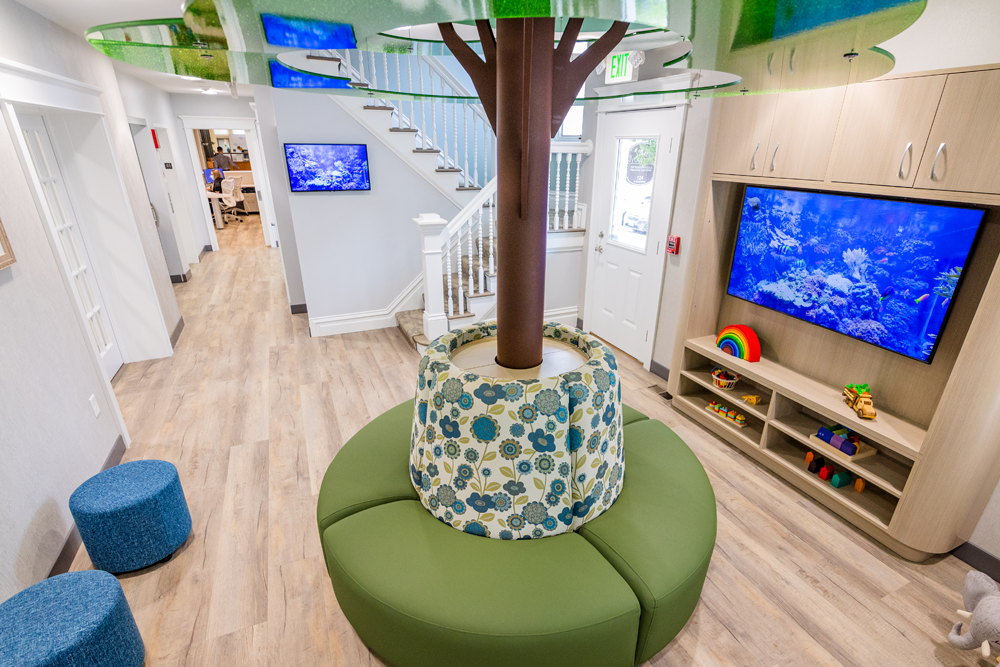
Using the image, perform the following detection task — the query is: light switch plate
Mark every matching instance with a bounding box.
[89,394,101,418]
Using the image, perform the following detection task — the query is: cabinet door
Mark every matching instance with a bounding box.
[712,94,778,177]
[831,76,946,187]
[915,69,1000,194]
[762,87,846,181]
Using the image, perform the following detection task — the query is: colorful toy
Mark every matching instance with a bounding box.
[703,403,747,428]
[742,395,761,405]
[805,451,816,464]
[843,383,877,420]
[818,465,834,481]
[854,478,866,493]
[716,325,761,362]
[711,368,740,390]
[807,456,826,474]
[734,414,746,426]
[830,471,853,488]
[808,431,877,463]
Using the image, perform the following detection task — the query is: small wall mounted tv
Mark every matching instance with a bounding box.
[727,186,986,363]
[283,143,370,192]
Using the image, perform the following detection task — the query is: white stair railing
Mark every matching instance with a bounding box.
[548,140,593,230]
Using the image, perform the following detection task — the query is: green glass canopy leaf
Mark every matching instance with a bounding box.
[86,0,926,99]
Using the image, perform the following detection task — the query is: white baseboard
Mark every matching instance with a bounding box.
[309,275,423,337]
[543,306,579,326]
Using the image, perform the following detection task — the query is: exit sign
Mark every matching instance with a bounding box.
[605,52,638,84]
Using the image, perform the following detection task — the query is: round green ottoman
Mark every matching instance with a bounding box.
[318,402,716,666]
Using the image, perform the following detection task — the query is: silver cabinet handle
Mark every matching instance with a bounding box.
[789,48,795,75]
[931,142,946,180]
[770,142,780,172]
[898,142,913,179]
[750,142,760,171]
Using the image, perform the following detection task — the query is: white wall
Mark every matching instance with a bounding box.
[0,107,123,603]
[266,87,460,319]
[0,0,181,601]
[879,0,1000,75]
[115,70,212,255]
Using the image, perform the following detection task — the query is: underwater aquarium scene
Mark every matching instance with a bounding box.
[284,144,370,192]
[727,186,986,363]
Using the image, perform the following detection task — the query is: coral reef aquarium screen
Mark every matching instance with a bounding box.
[727,186,985,363]
[284,143,370,192]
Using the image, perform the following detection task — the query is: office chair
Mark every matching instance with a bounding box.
[232,175,245,215]
[220,179,239,224]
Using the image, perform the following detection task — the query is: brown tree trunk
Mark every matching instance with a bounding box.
[494,18,554,369]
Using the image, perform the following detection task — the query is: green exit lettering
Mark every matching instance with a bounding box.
[610,53,628,80]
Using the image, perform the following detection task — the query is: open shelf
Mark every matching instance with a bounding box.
[764,430,898,529]
[685,336,926,459]
[679,367,771,420]
[674,388,764,448]
[769,407,911,497]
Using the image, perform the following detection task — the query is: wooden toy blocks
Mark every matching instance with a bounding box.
[818,465,835,481]
[831,471,853,488]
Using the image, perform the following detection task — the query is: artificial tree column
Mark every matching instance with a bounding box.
[441,18,628,369]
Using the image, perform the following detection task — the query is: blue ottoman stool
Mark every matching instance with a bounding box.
[70,459,192,573]
[0,570,144,666]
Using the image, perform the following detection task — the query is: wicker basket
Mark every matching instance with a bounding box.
[712,367,740,390]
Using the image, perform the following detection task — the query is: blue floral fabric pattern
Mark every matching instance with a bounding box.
[411,322,624,539]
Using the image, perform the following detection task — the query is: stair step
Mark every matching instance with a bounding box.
[447,310,476,322]
[436,167,462,173]
[465,290,495,299]
[349,82,370,89]
[390,127,419,133]
[395,309,424,352]
[364,104,393,110]
[413,148,441,154]
[456,186,482,191]
[306,55,340,63]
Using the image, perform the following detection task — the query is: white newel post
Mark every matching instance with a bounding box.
[416,213,450,342]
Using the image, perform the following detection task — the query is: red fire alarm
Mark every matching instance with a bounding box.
[666,235,680,254]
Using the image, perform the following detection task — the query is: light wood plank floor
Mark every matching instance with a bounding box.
[72,219,986,666]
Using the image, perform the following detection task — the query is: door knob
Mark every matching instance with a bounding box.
[595,245,604,253]
[598,231,604,238]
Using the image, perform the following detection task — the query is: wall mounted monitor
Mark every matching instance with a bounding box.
[727,186,986,363]
[283,143,371,192]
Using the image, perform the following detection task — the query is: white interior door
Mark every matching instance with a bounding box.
[19,114,124,380]
[587,106,685,362]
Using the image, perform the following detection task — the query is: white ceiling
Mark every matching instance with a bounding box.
[16,0,182,37]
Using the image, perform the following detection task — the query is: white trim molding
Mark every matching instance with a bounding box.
[0,56,103,115]
[309,274,424,337]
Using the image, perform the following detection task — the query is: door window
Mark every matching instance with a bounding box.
[608,138,658,252]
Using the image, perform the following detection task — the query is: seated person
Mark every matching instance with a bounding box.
[206,169,223,193]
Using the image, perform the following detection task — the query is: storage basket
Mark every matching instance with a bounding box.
[711,367,740,390]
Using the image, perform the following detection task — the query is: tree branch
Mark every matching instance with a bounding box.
[551,20,630,137]
[438,21,498,132]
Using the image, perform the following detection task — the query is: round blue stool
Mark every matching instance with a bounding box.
[70,459,192,573]
[0,570,144,666]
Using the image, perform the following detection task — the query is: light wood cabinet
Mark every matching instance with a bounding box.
[915,69,1000,195]
[711,94,777,177]
[762,87,846,181]
[831,76,946,187]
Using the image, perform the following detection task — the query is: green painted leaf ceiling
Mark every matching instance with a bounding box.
[85,0,926,101]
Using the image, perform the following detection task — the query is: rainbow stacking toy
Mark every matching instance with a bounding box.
[716,325,761,362]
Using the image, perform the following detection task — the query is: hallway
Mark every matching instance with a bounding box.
[75,219,981,667]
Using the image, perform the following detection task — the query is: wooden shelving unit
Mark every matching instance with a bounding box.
[676,338,922,548]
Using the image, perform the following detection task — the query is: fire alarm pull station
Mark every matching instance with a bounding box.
[666,235,680,255]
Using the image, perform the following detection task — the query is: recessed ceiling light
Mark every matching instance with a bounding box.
[201,88,220,95]
[180,75,201,81]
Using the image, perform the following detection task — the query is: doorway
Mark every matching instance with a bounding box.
[183,119,276,250]
[584,106,685,364]
[19,114,124,379]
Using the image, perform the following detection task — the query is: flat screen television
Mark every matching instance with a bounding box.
[727,186,986,363]
[283,143,370,192]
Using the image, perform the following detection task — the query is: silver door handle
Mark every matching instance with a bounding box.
[770,142,780,172]
[595,245,604,253]
[931,142,946,180]
[750,142,760,171]
[898,142,913,179]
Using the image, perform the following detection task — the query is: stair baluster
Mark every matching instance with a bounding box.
[477,207,484,293]
[489,191,495,275]
[446,230,454,317]
[473,113,479,188]
[430,72,437,152]
[358,48,366,84]
[468,214,474,297]
[406,54,414,130]
[418,58,427,149]
[463,100,470,188]
[381,52,390,107]
[442,87,449,168]
[394,53,402,129]
[453,100,459,174]
[553,152,563,229]
[571,153,582,228]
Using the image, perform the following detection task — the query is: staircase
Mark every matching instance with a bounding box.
[305,48,590,349]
